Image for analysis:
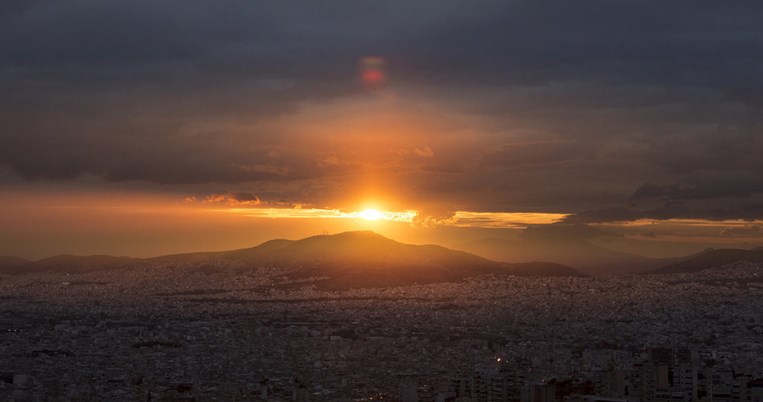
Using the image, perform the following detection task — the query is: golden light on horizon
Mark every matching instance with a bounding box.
[221,206,419,223]
[595,218,763,228]
[442,211,570,228]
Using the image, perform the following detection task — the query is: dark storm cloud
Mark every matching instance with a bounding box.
[564,173,763,223]
[395,2,763,95]
[480,141,586,169]
[2,0,763,219]
[631,173,763,201]
[565,192,763,224]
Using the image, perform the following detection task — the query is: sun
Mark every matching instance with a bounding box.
[359,208,383,221]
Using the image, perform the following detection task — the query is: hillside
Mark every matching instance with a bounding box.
[2,231,584,287]
[158,231,584,288]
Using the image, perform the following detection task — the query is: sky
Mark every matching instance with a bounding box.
[2,1,763,259]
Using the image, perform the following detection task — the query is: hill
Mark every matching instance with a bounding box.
[652,247,763,274]
[1,231,585,287]
[157,231,585,288]
[0,255,136,275]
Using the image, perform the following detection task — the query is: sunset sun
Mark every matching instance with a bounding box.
[358,208,383,221]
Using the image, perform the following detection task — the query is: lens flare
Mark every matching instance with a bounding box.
[359,56,386,87]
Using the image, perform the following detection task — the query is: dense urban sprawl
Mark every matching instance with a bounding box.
[1,262,762,401]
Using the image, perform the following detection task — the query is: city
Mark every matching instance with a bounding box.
[1,258,761,401]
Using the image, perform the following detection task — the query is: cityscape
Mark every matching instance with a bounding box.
[1,235,762,400]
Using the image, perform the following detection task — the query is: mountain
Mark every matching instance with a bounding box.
[457,237,672,275]
[30,255,137,274]
[157,231,585,288]
[1,232,584,287]
[0,255,136,275]
[652,247,763,274]
[0,231,582,288]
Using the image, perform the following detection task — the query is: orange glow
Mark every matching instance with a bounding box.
[595,218,763,228]
[4,189,763,259]
[223,207,418,223]
[440,211,569,228]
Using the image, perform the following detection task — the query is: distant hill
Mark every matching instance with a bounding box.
[652,247,763,274]
[0,231,585,287]
[457,237,673,275]
[0,256,30,274]
[31,255,137,274]
[0,255,136,275]
[157,231,585,288]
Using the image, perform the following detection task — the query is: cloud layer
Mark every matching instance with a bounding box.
[2,1,763,221]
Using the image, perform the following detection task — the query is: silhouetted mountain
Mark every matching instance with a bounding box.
[1,232,584,287]
[33,255,137,273]
[652,248,763,274]
[157,231,585,288]
[0,255,136,275]
[458,236,674,275]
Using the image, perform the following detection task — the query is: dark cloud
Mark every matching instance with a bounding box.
[563,175,763,223]
[563,208,647,224]
[632,173,763,202]
[566,194,763,224]
[201,192,262,207]
[2,0,763,219]
[480,141,586,169]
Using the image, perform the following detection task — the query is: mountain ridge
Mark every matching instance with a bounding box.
[0,231,584,287]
